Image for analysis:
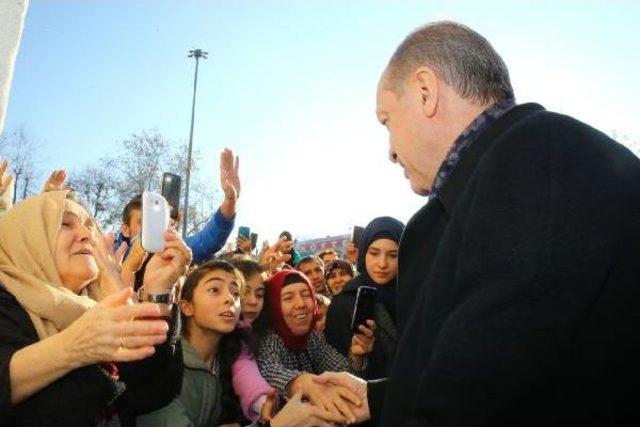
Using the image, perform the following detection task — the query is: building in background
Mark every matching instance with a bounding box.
[296,234,350,257]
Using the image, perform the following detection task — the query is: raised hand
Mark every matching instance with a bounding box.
[0,159,15,198]
[93,231,128,299]
[43,169,67,192]
[122,237,147,270]
[143,228,192,294]
[220,148,241,220]
[258,237,292,274]
[345,242,358,265]
[236,235,252,254]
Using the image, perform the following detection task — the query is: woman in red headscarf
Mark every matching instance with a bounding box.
[254,269,375,423]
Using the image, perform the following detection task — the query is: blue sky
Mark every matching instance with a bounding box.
[4,0,639,241]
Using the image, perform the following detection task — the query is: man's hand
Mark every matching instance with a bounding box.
[288,373,360,424]
[43,169,67,192]
[220,148,240,219]
[0,159,15,197]
[313,371,371,423]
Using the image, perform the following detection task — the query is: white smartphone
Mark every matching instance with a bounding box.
[141,191,170,253]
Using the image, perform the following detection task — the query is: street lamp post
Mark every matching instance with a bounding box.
[183,48,208,238]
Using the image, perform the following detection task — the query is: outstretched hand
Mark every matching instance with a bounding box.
[0,159,15,198]
[220,148,240,198]
[258,237,293,274]
[43,169,68,192]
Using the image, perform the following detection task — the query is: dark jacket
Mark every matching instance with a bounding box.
[368,104,640,426]
[0,286,183,427]
[325,275,397,380]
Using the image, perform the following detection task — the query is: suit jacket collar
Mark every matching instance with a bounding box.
[437,103,546,215]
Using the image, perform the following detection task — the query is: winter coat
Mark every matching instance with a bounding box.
[368,103,640,426]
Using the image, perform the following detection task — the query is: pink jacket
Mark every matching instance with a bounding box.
[232,340,274,420]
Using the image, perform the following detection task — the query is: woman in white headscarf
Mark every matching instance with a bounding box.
[0,191,192,426]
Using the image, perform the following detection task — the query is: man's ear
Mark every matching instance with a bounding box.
[414,66,439,118]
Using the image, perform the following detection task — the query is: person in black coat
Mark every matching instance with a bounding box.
[316,21,640,426]
[0,191,191,426]
[325,216,404,380]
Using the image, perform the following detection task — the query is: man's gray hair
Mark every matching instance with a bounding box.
[387,21,514,104]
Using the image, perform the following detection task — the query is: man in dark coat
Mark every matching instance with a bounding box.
[316,21,640,426]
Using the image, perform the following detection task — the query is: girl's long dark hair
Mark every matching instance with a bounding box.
[180,260,255,424]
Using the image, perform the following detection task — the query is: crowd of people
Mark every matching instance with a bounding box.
[1,20,640,427]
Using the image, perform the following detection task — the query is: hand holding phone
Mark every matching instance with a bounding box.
[351,286,377,333]
[141,191,170,253]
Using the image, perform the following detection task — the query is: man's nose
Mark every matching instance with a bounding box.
[388,147,398,163]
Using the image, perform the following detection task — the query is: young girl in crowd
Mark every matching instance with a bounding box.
[232,259,265,327]
[325,216,404,380]
[138,260,344,427]
[254,269,375,423]
[137,260,273,426]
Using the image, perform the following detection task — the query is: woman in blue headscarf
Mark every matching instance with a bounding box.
[325,216,404,380]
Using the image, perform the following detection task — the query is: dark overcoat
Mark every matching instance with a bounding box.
[368,104,640,426]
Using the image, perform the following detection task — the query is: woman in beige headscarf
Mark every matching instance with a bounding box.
[0,190,192,426]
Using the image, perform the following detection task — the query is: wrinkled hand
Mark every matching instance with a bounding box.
[43,169,67,192]
[289,373,361,424]
[351,319,376,356]
[0,159,15,197]
[143,228,192,293]
[61,288,169,367]
[220,147,240,201]
[313,371,370,423]
[271,392,346,427]
[345,242,358,265]
[258,237,292,273]
[93,231,128,299]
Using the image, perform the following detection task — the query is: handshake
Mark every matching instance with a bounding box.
[278,371,370,426]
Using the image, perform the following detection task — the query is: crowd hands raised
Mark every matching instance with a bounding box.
[0,147,396,427]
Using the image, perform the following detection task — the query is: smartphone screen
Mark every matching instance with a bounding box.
[250,232,258,249]
[238,226,251,238]
[351,286,377,333]
[161,173,182,220]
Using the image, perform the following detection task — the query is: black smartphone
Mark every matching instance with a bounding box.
[351,225,365,249]
[161,173,182,220]
[250,232,258,250]
[351,286,377,333]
